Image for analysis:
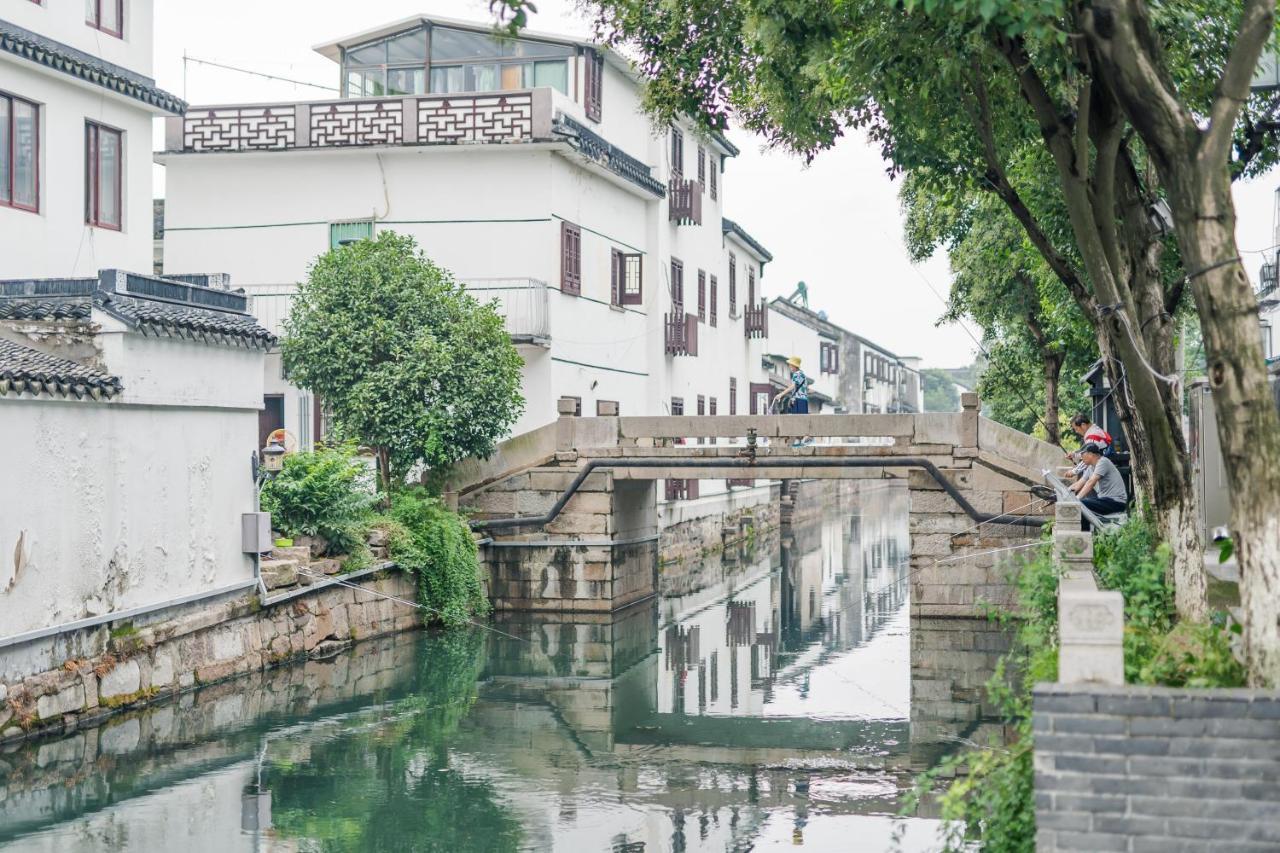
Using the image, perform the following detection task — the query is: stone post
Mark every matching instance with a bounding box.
[556,396,579,454]
[959,391,980,448]
[1054,500,1124,685]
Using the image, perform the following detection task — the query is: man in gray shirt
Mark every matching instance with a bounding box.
[1074,443,1128,518]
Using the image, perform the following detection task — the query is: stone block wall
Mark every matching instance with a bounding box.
[0,572,421,745]
[1034,683,1280,852]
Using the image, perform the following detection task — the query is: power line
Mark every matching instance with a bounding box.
[183,54,339,93]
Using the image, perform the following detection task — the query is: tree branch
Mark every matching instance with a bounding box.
[1204,0,1278,168]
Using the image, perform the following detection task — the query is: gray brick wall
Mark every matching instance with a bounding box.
[1034,683,1280,852]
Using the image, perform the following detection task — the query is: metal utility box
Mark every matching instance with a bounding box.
[241,511,272,554]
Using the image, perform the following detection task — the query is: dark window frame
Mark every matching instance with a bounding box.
[595,399,619,416]
[670,396,684,416]
[697,269,706,322]
[85,121,123,231]
[728,253,737,316]
[0,91,39,213]
[86,0,124,38]
[729,377,737,415]
[747,265,756,306]
[584,49,604,122]
[697,145,705,189]
[670,127,684,178]
[560,220,581,295]
[670,257,684,310]
[611,248,642,306]
[710,154,718,200]
[709,275,718,327]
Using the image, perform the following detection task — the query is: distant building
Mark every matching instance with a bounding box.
[768,297,923,414]
[1255,188,1280,363]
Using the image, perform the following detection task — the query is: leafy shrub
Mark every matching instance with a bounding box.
[386,488,489,627]
[260,443,377,556]
[1138,617,1246,688]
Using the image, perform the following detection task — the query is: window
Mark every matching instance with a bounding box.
[596,400,619,415]
[584,50,604,121]
[329,220,373,249]
[0,93,38,213]
[696,395,706,444]
[561,221,581,295]
[729,378,737,415]
[709,275,718,327]
[86,0,123,38]
[85,122,122,230]
[710,155,718,200]
[709,397,717,415]
[344,25,573,97]
[671,396,684,415]
[670,128,684,178]
[697,145,706,188]
[697,270,706,321]
[728,254,737,316]
[611,249,642,306]
[747,265,756,306]
[820,342,840,374]
[670,258,684,309]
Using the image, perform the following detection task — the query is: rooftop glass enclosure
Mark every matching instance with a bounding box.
[341,24,575,98]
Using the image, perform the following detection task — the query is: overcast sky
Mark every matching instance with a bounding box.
[151,0,1280,368]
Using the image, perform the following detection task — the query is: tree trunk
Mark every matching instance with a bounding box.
[376,446,393,508]
[1170,180,1280,684]
[1042,351,1063,446]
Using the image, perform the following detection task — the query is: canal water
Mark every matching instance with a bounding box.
[0,482,1007,852]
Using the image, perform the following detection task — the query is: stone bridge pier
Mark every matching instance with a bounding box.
[454,394,1057,616]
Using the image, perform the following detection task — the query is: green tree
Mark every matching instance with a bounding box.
[283,232,525,495]
[922,369,961,412]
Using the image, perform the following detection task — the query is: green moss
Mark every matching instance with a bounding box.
[109,622,138,640]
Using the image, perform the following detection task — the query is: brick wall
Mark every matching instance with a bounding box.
[1034,682,1280,852]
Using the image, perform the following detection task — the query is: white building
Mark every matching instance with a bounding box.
[0,3,183,276]
[158,15,777,461]
[0,6,272,651]
[1255,187,1280,364]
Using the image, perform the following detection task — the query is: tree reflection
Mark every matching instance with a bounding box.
[263,629,525,852]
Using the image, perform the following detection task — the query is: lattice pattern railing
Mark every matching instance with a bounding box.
[417,92,535,143]
[183,106,296,151]
[310,101,403,146]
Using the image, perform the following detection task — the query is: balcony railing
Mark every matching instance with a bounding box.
[1259,261,1278,299]
[668,178,702,226]
[168,90,555,153]
[665,309,698,355]
[743,300,768,339]
[461,278,550,345]
[246,286,297,338]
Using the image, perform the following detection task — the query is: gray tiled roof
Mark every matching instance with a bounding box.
[0,272,277,349]
[0,18,186,115]
[0,338,122,399]
[722,218,774,263]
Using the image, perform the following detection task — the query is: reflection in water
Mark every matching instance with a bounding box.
[0,482,1002,852]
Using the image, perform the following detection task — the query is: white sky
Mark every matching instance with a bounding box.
[150,0,1280,368]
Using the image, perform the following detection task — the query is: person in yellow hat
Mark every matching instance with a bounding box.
[774,355,809,414]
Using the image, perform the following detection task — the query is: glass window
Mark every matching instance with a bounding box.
[86,0,123,37]
[431,28,498,62]
[346,42,386,66]
[534,60,568,93]
[386,68,425,95]
[385,29,427,64]
[13,99,36,210]
[471,64,500,92]
[86,122,122,230]
[430,65,465,93]
[0,97,8,205]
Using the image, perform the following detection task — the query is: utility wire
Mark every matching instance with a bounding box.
[183,55,339,93]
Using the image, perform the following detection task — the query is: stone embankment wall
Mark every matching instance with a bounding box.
[0,572,420,746]
[1033,683,1280,852]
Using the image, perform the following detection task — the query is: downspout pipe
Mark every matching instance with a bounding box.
[470,457,1046,532]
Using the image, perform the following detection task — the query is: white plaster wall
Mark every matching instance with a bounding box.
[0,394,257,637]
[0,60,155,279]
[4,0,155,78]
[99,331,265,409]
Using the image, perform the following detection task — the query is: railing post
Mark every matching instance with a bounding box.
[960,391,979,448]
[295,103,311,148]
[165,115,184,152]
[1054,500,1125,685]
[401,97,418,145]
[556,396,578,453]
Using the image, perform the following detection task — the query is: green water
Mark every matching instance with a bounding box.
[0,483,1005,852]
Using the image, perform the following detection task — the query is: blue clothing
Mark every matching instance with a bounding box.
[790,369,808,401]
[790,397,809,414]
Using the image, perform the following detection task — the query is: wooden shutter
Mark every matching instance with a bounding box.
[728,254,737,315]
[748,266,756,306]
[610,248,622,306]
[561,221,581,295]
[684,312,698,356]
[729,378,737,415]
[671,128,683,178]
[585,51,604,122]
[698,270,706,321]
[697,145,706,188]
[710,275,718,327]
[686,478,699,500]
[671,258,684,309]
[621,253,643,305]
[710,155,718,200]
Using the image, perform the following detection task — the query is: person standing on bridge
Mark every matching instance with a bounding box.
[774,356,809,414]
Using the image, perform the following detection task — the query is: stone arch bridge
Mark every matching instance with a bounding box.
[448,394,1060,617]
